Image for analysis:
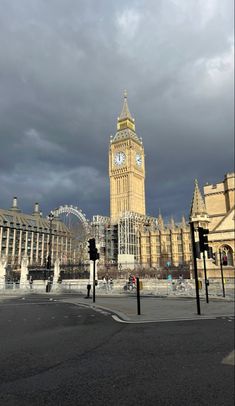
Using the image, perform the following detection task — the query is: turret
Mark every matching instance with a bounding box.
[33,202,40,216]
[10,196,21,212]
[190,179,210,228]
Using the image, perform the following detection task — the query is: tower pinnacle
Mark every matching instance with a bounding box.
[190,179,207,217]
[190,179,210,226]
[117,90,135,131]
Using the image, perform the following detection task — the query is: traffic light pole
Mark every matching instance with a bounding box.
[190,222,201,315]
[136,277,141,315]
[219,250,226,298]
[88,238,99,303]
[202,250,209,303]
[93,259,96,303]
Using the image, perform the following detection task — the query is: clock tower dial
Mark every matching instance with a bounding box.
[109,92,146,222]
[114,151,125,166]
[135,153,142,166]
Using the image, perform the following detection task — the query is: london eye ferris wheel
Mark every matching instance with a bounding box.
[52,205,91,263]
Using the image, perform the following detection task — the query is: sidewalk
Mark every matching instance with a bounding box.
[60,294,235,323]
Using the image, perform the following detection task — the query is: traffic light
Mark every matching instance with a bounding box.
[195,241,201,259]
[88,238,99,261]
[198,227,209,252]
[88,238,96,260]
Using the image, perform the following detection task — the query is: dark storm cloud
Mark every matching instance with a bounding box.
[0,0,234,220]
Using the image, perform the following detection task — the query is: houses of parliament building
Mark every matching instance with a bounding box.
[92,92,192,269]
[92,92,234,273]
[0,92,234,274]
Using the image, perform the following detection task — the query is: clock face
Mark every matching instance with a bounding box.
[135,153,142,166]
[114,151,125,166]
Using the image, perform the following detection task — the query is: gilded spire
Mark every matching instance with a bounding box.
[117,90,135,132]
[112,91,142,143]
[119,90,133,121]
[190,179,207,219]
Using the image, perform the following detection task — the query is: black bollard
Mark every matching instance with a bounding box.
[86,284,91,298]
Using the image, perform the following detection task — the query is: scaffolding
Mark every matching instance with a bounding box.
[91,215,110,264]
[118,212,156,262]
[92,212,159,267]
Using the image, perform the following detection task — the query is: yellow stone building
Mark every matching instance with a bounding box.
[139,215,192,268]
[92,92,193,269]
[204,173,234,269]
[106,93,234,272]
[109,90,146,223]
[189,174,234,277]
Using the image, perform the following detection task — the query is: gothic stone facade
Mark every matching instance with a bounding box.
[204,172,235,268]
[0,198,72,269]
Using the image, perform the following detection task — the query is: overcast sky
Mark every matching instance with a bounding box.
[0,0,234,222]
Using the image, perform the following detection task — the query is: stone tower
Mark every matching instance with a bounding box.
[190,179,210,228]
[109,91,146,223]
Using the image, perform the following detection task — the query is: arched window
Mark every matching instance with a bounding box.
[219,245,233,266]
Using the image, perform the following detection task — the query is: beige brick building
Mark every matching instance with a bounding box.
[0,198,72,269]
[93,92,193,269]
[204,173,234,267]
[189,174,234,278]
[139,215,192,268]
[109,90,146,223]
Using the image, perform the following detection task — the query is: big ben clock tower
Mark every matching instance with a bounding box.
[109,91,146,223]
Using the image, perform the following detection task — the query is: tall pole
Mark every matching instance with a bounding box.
[190,222,201,315]
[47,212,54,290]
[136,277,141,315]
[93,259,96,303]
[202,250,209,303]
[219,250,226,298]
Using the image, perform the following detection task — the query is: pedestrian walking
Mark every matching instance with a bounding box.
[102,276,107,292]
[86,284,91,298]
[29,275,33,290]
[108,277,113,290]
[132,275,136,286]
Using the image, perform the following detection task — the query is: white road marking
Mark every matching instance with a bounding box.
[112,315,222,324]
[222,350,235,366]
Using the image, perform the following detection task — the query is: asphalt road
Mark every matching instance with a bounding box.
[0,295,234,406]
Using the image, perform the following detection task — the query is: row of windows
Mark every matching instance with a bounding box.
[1,227,68,237]
[143,244,191,254]
[116,176,128,194]
[142,235,190,243]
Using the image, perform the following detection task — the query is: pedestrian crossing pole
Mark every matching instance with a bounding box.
[93,259,96,303]
[88,238,99,304]
[136,277,141,315]
[198,227,209,303]
[190,222,201,315]
[219,250,226,298]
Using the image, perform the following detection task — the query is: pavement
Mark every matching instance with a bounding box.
[0,290,234,323]
[59,293,235,323]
